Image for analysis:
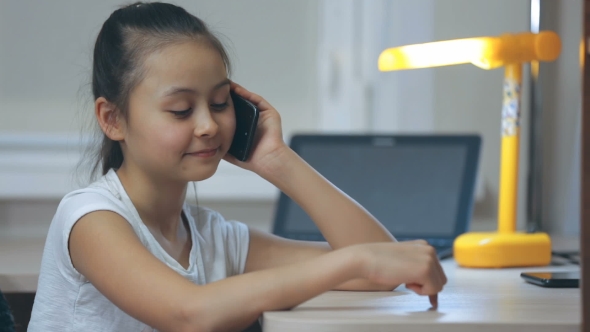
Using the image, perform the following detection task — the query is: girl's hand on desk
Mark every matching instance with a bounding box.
[353,240,447,308]
[223,82,289,175]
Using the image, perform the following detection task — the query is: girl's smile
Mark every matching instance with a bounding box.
[185,146,220,158]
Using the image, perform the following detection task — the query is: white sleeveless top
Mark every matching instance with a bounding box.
[28,169,250,331]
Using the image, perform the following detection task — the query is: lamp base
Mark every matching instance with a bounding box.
[453,232,551,268]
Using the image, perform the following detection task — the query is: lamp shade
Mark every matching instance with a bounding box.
[378,31,561,71]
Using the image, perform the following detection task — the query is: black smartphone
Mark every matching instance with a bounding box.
[228,90,259,161]
[520,271,579,288]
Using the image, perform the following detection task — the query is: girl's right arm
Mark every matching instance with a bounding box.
[70,211,443,332]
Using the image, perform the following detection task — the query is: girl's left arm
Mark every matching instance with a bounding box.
[246,148,398,291]
[260,147,396,248]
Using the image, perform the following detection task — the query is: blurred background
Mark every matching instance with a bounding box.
[0,0,581,241]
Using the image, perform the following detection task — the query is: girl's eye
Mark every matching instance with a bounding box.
[170,108,192,118]
[211,102,229,111]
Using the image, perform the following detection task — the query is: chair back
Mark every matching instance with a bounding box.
[0,289,15,332]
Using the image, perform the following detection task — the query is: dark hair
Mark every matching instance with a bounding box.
[90,2,231,176]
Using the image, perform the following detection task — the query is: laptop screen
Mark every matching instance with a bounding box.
[273,135,481,241]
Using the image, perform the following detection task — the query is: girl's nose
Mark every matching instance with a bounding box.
[193,108,219,138]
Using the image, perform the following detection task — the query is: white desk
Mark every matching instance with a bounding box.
[263,260,581,332]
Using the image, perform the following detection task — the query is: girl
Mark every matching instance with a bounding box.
[28,2,446,331]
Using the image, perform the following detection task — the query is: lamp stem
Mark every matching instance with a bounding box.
[498,63,522,233]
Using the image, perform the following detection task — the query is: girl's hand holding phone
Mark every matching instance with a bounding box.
[224,82,289,175]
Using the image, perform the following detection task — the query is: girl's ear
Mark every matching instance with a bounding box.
[95,97,126,141]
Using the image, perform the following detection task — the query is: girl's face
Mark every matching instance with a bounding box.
[121,41,235,182]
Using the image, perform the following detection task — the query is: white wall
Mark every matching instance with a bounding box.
[431,0,531,227]
[0,0,319,139]
[539,0,583,236]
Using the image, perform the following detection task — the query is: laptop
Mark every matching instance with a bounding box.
[272,134,481,259]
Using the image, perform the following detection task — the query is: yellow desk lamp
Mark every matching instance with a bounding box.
[378,31,561,268]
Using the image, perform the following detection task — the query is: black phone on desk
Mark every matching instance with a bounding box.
[228,90,259,161]
[520,271,579,288]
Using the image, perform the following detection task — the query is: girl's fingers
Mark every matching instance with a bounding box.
[230,81,274,111]
[429,259,446,293]
[437,261,448,285]
[406,283,421,293]
[429,294,438,309]
[431,251,448,286]
[406,284,440,309]
[406,239,428,246]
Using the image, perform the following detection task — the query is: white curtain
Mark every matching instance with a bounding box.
[316,0,435,133]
